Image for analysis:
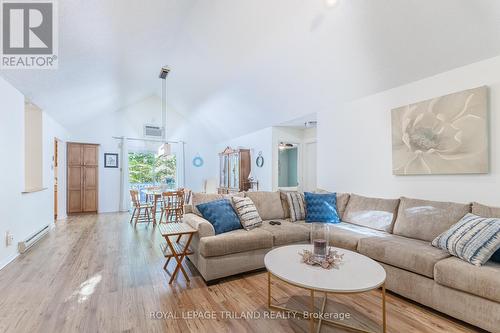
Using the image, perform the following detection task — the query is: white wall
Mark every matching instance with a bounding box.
[68,95,216,212]
[0,76,69,269]
[318,55,500,206]
[216,127,273,191]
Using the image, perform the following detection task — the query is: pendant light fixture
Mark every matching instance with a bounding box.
[157,65,172,157]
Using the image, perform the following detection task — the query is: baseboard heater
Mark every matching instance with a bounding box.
[18,225,50,254]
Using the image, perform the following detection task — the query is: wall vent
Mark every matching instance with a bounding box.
[143,125,163,138]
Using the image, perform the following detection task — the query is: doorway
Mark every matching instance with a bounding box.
[278,143,299,189]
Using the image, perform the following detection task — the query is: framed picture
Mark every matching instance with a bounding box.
[104,153,119,168]
[391,86,488,175]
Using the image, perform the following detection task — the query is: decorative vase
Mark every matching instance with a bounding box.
[311,222,330,260]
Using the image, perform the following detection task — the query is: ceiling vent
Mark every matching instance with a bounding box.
[304,121,318,128]
[143,124,163,138]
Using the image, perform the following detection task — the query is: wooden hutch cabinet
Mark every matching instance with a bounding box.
[218,147,251,194]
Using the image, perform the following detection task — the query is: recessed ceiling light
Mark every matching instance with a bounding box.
[325,0,339,8]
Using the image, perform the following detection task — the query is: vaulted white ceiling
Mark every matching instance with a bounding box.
[2,0,500,140]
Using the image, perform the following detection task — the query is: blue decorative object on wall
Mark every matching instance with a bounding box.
[256,151,264,167]
[192,155,204,167]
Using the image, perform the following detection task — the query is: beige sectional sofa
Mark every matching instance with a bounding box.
[183,191,500,332]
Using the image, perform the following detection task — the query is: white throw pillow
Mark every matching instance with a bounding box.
[285,192,306,222]
[232,196,263,230]
[432,213,500,266]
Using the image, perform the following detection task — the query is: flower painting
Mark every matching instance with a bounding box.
[392,86,488,175]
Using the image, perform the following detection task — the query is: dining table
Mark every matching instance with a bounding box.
[141,189,170,224]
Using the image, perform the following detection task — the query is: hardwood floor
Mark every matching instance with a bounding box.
[0,213,484,333]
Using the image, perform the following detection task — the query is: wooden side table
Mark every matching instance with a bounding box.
[159,223,197,284]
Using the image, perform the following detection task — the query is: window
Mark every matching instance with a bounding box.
[24,101,43,192]
[128,151,176,199]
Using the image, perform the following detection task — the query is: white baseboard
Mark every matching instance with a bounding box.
[0,252,19,271]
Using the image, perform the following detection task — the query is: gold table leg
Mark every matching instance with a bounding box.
[310,289,315,333]
[382,284,387,333]
[268,271,271,308]
[267,272,387,333]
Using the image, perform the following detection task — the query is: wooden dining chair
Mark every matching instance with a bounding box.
[129,189,153,227]
[159,190,185,223]
[182,188,192,205]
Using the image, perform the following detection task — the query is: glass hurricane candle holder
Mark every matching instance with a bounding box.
[311,222,330,260]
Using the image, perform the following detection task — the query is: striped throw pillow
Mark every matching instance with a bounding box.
[432,213,500,266]
[286,192,306,222]
[232,196,262,230]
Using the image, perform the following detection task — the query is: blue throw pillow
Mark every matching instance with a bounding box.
[196,199,242,235]
[304,192,340,223]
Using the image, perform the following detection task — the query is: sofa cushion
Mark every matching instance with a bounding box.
[434,257,500,303]
[327,222,389,251]
[393,197,471,242]
[245,191,285,220]
[342,194,400,232]
[357,235,450,278]
[304,192,340,223]
[259,220,310,246]
[191,192,244,215]
[199,228,273,257]
[336,193,350,220]
[472,202,500,218]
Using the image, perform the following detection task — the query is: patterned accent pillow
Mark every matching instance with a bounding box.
[196,199,242,235]
[285,192,306,222]
[432,213,500,266]
[232,196,263,230]
[304,192,340,223]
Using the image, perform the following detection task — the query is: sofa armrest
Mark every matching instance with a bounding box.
[183,213,215,238]
[184,204,194,214]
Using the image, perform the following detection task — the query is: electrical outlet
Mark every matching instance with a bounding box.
[6,231,13,246]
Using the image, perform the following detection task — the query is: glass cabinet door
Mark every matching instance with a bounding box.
[228,155,234,189]
[220,155,229,188]
[219,156,224,187]
[224,155,229,187]
[228,153,239,189]
[232,153,240,189]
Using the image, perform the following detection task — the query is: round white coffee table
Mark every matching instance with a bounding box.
[265,244,387,333]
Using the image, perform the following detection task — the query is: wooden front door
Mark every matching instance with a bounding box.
[67,143,99,214]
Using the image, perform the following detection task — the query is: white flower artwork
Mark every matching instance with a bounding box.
[392,86,488,175]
